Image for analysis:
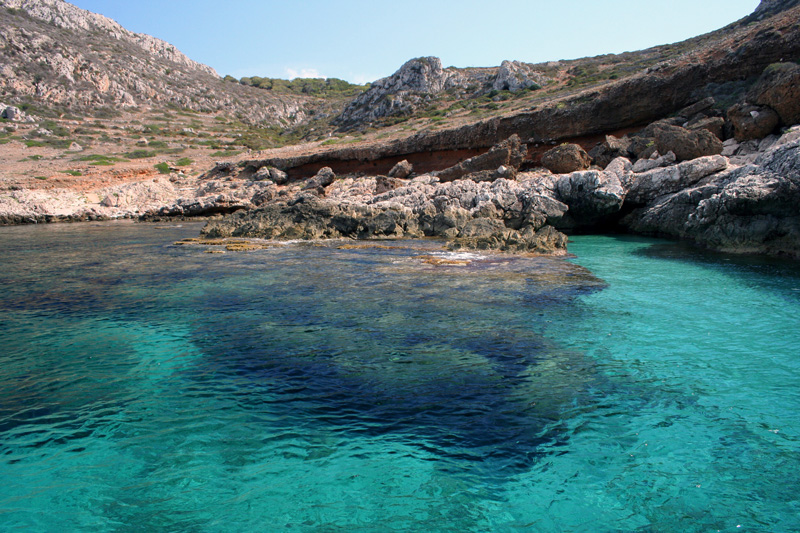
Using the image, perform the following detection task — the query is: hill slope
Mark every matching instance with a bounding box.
[0,0,310,124]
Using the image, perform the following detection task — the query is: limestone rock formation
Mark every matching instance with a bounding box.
[202,173,571,254]
[640,123,724,162]
[302,167,336,193]
[388,160,413,179]
[334,57,464,130]
[623,138,800,257]
[554,167,626,228]
[589,136,633,169]
[492,61,548,92]
[625,155,728,205]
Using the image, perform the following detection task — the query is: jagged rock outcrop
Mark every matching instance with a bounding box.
[625,155,728,205]
[492,61,548,92]
[333,57,464,130]
[202,172,570,254]
[623,136,800,257]
[554,162,628,228]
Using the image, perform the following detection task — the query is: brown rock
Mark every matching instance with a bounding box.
[375,176,405,194]
[644,123,723,161]
[589,135,632,169]
[436,134,527,182]
[541,143,592,174]
[686,117,725,140]
[678,97,716,118]
[727,103,780,141]
[302,167,336,191]
[388,160,413,179]
[749,62,800,126]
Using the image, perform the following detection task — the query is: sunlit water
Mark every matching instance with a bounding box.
[0,222,798,532]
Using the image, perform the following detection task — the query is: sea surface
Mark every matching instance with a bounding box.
[0,221,799,532]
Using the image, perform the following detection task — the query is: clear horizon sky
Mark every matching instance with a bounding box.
[68,0,760,84]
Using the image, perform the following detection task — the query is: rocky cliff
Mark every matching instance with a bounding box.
[0,0,309,124]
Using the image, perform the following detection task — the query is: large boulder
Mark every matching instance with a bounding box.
[302,167,336,192]
[541,143,592,174]
[686,117,725,140]
[749,62,800,127]
[269,167,289,185]
[589,135,632,169]
[643,123,723,161]
[555,169,626,227]
[1,105,21,121]
[727,103,780,141]
[388,160,413,179]
[436,134,527,182]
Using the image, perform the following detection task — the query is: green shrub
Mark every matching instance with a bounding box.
[175,157,193,166]
[154,162,171,174]
[210,150,241,157]
[125,150,157,159]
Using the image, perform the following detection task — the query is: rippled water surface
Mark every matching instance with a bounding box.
[1,222,799,531]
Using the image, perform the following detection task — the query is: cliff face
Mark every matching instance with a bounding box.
[0,0,310,124]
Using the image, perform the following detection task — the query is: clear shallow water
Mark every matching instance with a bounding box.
[0,223,798,532]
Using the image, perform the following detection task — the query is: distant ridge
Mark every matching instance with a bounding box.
[0,0,216,76]
[0,0,309,124]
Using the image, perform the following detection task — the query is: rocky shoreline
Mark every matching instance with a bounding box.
[199,124,800,258]
[3,116,799,259]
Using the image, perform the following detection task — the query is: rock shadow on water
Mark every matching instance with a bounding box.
[631,237,800,300]
[186,245,611,476]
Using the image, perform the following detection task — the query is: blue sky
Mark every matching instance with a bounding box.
[69,0,760,84]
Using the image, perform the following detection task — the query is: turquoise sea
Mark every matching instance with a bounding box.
[0,221,799,532]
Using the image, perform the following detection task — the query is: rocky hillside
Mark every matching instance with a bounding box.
[333,57,548,130]
[0,0,310,124]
